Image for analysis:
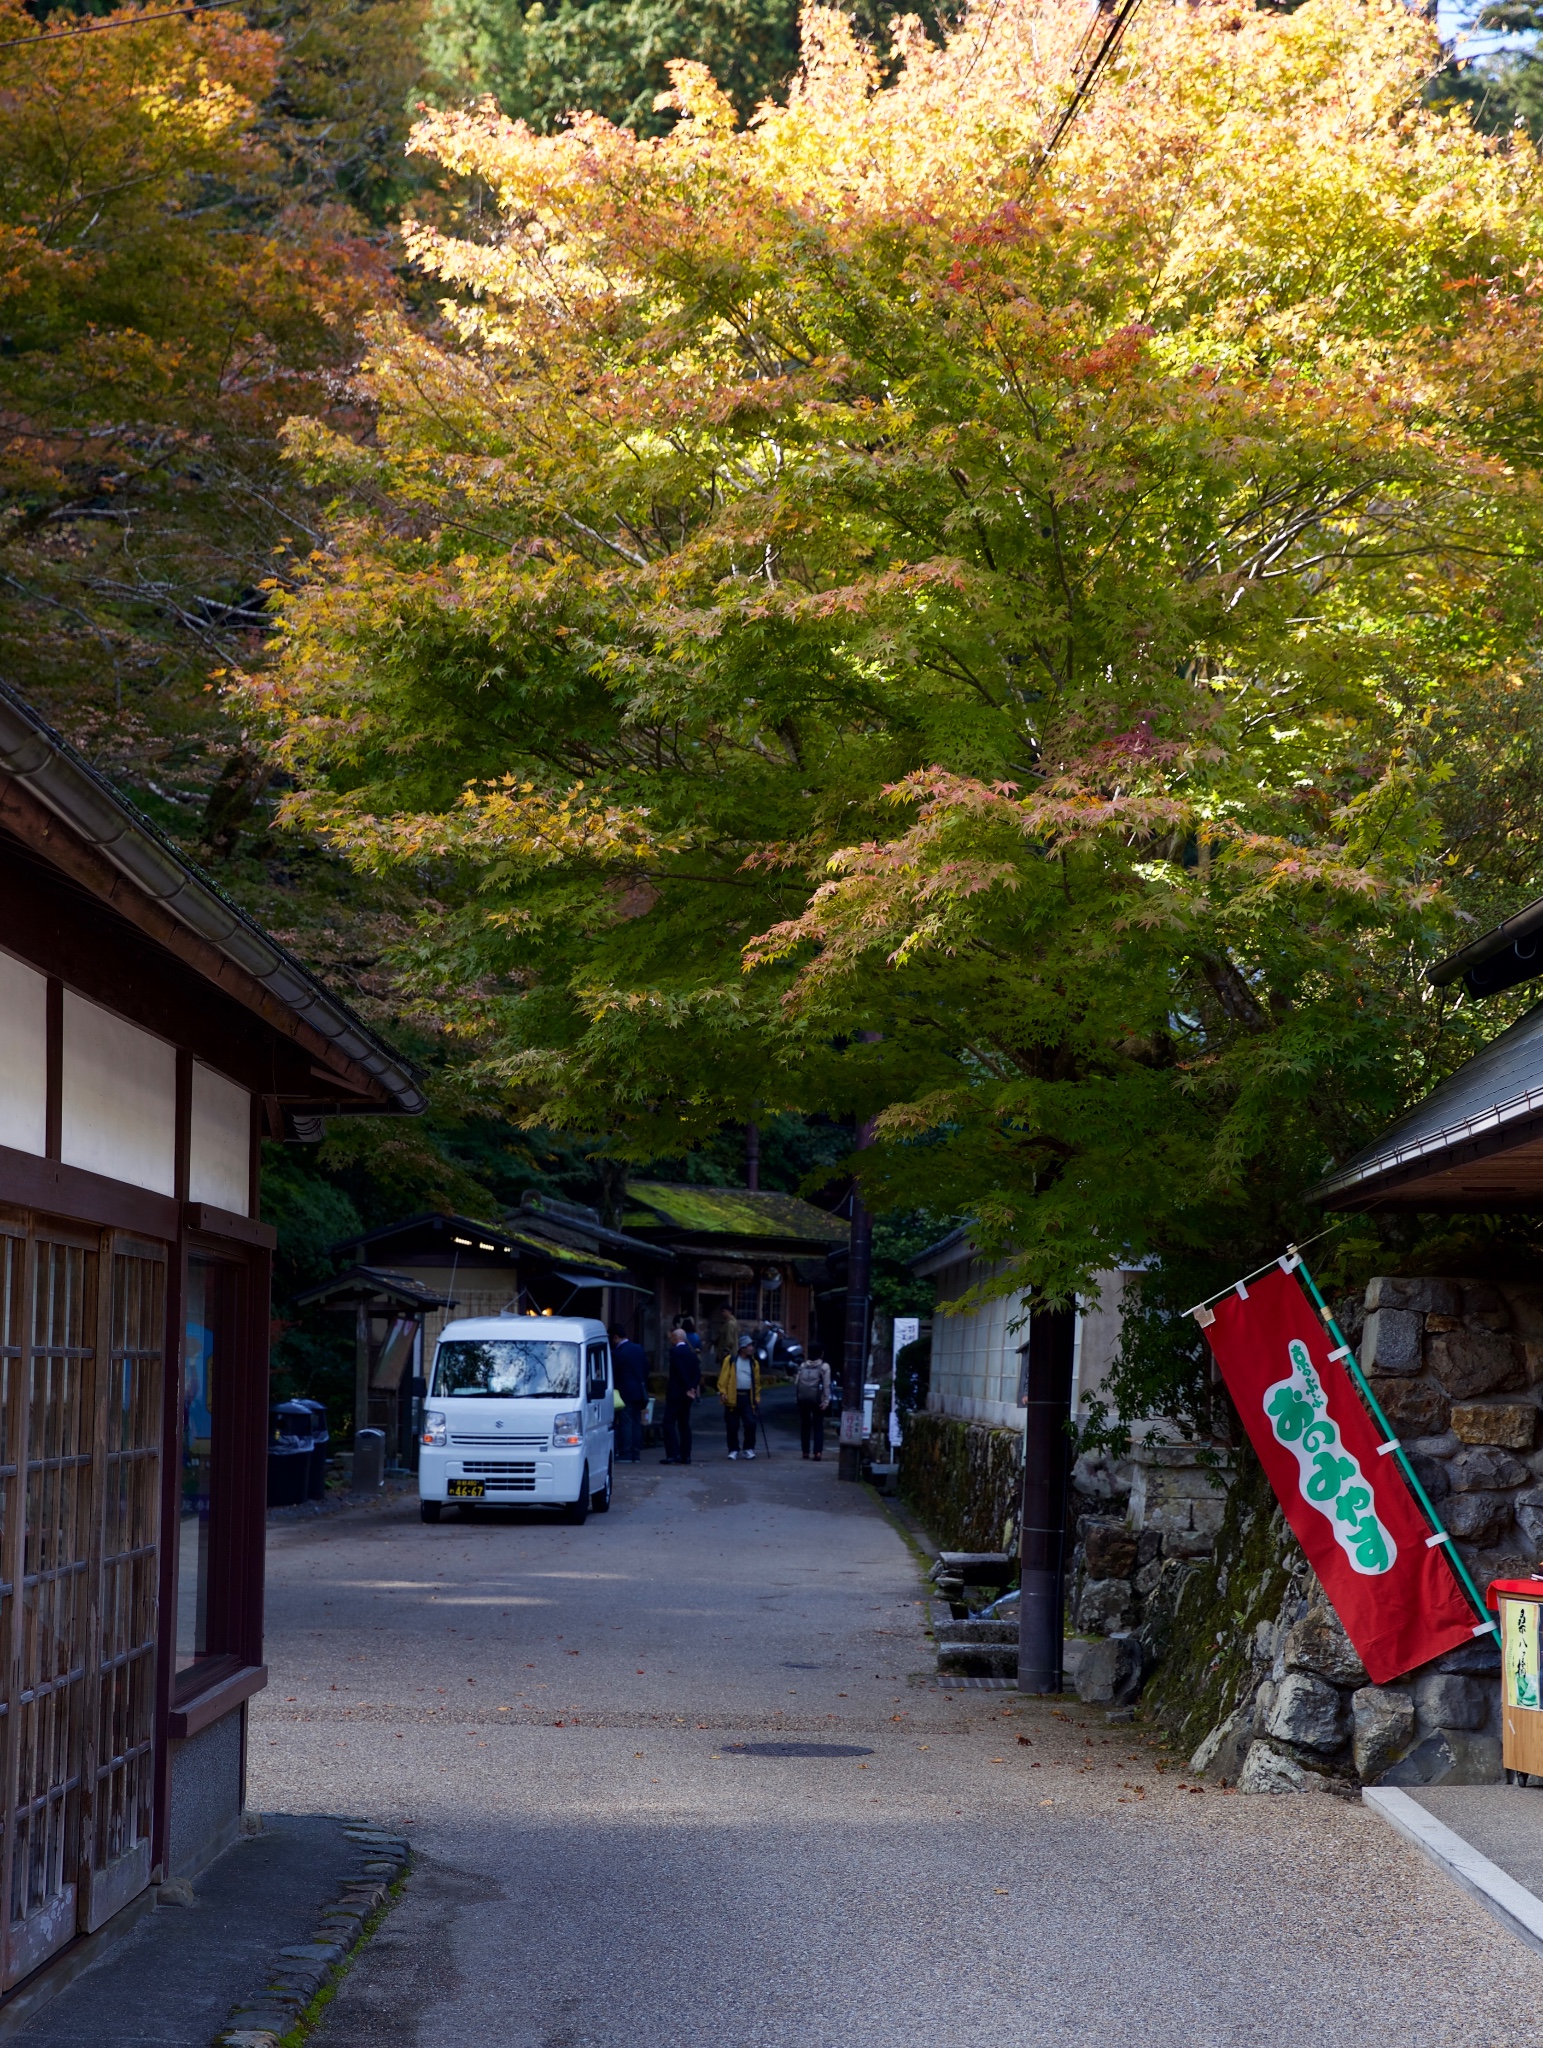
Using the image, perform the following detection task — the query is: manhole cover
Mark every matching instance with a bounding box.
[722,1742,874,1758]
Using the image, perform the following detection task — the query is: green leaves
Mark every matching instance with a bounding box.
[257,0,1543,1369]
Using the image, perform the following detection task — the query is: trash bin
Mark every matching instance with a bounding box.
[352,1426,386,1494]
[267,1402,314,1508]
[293,1396,330,1500]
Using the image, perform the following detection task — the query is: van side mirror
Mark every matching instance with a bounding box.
[409,1376,428,1398]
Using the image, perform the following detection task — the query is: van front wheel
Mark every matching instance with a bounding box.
[563,1469,590,1525]
[420,1501,442,1524]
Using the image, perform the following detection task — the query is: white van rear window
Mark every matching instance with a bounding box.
[432,1340,580,1398]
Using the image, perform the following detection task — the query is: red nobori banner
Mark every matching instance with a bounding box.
[1200,1264,1479,1685]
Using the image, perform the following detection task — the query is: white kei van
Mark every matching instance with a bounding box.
[417,1314,614,1524]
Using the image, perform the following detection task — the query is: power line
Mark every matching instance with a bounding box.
[1029,0,1146,178]
[0,0,242,52]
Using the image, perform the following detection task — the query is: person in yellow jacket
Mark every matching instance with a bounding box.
[717,1335,761,1460]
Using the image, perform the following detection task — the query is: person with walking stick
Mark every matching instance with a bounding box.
[718,1334,761,1460]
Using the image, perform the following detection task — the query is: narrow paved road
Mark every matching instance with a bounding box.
[252,1395,1543,2048]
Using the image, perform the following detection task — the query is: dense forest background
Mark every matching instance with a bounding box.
[0,0,948,1412]
[5,0,1542,1427]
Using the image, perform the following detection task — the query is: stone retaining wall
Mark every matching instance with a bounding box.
[897,1412,1021,1556]
[1066,1273,1543,1789]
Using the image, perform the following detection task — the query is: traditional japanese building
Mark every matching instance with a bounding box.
[619,1183,849,1351]
[321,1200,669,1433]
[0,685,421,1998]
[1317,892,1543,1210]
[908,1227,1131,1427]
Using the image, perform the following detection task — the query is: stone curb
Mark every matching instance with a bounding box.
[212,1821,410,2047]
[1363,1787,1543,1956]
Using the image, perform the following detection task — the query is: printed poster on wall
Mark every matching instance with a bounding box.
[1200,1265,1480,1685]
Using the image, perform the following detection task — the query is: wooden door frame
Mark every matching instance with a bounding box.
[150,1225,270,1879]
[82,1235,167,1934]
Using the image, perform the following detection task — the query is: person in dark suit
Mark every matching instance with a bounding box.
[661,1324,701,1465]
[610,1326,650,1463]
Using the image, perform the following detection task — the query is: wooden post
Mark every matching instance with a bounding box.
[354,1301,370,1444]
[838,1183,872,1483]
[1017,1307,1076,1692]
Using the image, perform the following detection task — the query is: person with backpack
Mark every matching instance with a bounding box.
[794,1342,832,1460]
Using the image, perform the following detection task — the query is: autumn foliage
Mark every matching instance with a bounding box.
[252,0,1543,1314]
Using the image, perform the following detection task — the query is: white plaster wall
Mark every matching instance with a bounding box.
[61,993,176,1195]
[188,1062,250,1214]
[1072,1270,1130,1419]
[926,1257,1031,1428]
[925,1259,1131,1430]
[0,950,47,1157]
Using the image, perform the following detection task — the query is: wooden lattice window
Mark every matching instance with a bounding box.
[0,1221,166,1983]
[3,1228,97,1986]
[87,1244,164,1931]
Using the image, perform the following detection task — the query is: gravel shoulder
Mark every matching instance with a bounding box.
[250,1405,1543,2048]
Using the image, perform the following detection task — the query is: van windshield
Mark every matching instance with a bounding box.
[432,1340,581,1399]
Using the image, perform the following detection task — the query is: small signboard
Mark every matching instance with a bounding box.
[1492,1579,1543,1779]
[839,1407,866,1446]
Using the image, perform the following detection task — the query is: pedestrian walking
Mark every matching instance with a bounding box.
[708,1304,740,1370]
[611,1325,650,1463]
[793,1342,832,1460]
[661,1324,701,1465]
[717,1334,761,1460]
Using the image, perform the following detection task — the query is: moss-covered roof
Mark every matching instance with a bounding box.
[623,1183,848,1248]
[508,1229,628,1275]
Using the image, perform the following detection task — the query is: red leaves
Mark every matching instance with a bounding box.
[1060,324,1154,388]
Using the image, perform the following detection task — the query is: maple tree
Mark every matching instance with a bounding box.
[0,0,423,820]
[250,0,1543,1353]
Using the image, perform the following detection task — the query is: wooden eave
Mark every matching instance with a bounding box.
[1322,1113,1543,1211]
[0,697,421,1113]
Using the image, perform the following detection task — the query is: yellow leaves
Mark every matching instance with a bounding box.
[656,60,738,137]
[291,776,691,874]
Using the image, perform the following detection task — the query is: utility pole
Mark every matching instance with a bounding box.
[838,1111,876,1483]
[745,1119,760,1192]
[1017,1305,1076,1691]
[839,1034,883,1482]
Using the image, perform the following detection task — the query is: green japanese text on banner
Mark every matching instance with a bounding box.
[1200,1266,1478,1685]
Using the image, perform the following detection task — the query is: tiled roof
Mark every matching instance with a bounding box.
[1315,1001,1543,1203]
[0,681,423,1115]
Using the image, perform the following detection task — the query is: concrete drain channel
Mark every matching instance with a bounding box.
[721,1742,874,1758]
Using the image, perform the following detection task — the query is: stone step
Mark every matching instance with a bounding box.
[938,1641,1017,1677]
[934,1551,1016,1588]
[945,1619,1017,1644]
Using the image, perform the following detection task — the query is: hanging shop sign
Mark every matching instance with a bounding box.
[1197,1263,1484,1684]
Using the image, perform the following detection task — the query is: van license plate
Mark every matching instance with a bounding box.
[447,1479,485,1498]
